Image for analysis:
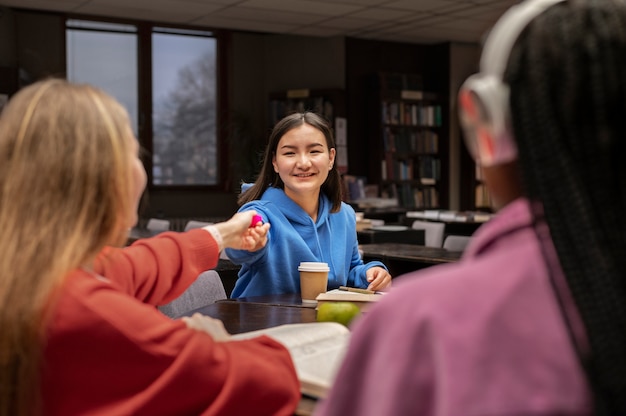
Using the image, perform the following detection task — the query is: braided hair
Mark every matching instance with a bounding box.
[505,0,626,413]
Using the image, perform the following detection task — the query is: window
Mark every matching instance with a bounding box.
[152,28,217,185]
[66,20,220,187]
[66,20,138,132]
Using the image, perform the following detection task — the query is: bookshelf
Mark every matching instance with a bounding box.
[370,72,448,209]
[268,88,345,127]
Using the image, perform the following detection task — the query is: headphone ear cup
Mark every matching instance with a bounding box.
[458,74,517,167]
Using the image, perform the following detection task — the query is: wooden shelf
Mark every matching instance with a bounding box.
[370,72,448,209]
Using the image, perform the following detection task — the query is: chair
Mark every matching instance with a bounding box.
[443,235,472,252]
[183,220,230,259]
[411,220,445,247]
[158,270,227,319]
[146,218,170,232]
[184,220,213,231]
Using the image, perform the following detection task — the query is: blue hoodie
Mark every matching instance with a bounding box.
[225,186,387,298]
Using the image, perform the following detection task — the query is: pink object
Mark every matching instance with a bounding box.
[250,214,263,227]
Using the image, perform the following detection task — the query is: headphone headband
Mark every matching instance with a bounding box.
[481,0,567,76]
[459,0,567,167]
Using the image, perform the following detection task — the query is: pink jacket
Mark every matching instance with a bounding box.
[316,198,592,416]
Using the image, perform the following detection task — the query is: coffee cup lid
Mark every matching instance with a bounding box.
[298,262,330,272]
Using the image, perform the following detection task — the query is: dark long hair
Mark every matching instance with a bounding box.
[238,112,343,212]
[506,1,626,413]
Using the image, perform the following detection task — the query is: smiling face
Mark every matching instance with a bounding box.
[272,123,336,204]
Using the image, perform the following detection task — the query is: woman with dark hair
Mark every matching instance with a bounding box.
[317,0,626,414]
[226,112,391,298]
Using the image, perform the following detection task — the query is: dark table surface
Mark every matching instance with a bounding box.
[183,301,318,334]
[400,215,485,237]
[360,242,462,264]
[223,293,316,308]
[357,228,425,245]
[360,242,462,277]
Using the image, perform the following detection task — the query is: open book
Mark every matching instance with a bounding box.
[315,288,383,312]
[231,322,350,398]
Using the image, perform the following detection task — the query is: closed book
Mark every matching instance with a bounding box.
[315,289,384,312]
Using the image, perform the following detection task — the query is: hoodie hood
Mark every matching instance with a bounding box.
[226,185,385,298]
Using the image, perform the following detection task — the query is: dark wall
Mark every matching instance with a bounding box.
[0,8,64,95]
[0,7,18,95]
[0,7,16,68]
[15,10,65,84]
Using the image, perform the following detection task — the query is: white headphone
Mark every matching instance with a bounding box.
[458,0,567,167]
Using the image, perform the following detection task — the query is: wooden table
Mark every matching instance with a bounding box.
[223,293,315,309]
[400,215,485,237]
[360,242,462,277]
[357,228,424,245]
[183,300,317,334]
[355,206,409,224]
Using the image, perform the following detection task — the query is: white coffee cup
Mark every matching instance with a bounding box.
[298,262,329,304]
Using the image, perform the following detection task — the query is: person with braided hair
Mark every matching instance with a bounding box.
[316,0,626,414]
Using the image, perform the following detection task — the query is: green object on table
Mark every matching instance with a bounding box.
[317,302,361,327]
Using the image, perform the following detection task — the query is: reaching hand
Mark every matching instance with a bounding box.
[182,313,231,342]
[210,211,270,252]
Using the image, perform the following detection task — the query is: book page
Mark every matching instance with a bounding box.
[232,322,350,397]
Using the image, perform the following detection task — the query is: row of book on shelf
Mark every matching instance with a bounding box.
[382,127,438,153]
[381,155,440,182]
[382,101,442,127]
[406,209,494,223]
[382,183,439,209]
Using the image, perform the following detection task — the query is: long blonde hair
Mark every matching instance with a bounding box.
[0,79,135,415]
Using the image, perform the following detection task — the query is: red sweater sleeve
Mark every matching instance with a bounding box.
[93,229,219,305]
[42,233,301,415]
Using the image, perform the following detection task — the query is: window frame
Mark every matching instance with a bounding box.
[65,14,230,191]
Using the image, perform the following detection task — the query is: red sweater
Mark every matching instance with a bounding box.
[42,229,300,415]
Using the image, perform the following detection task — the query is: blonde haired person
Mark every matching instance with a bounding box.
[0,79,299,416]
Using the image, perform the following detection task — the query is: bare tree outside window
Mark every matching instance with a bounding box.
[66,20,220,188]
[152,30,217,186]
